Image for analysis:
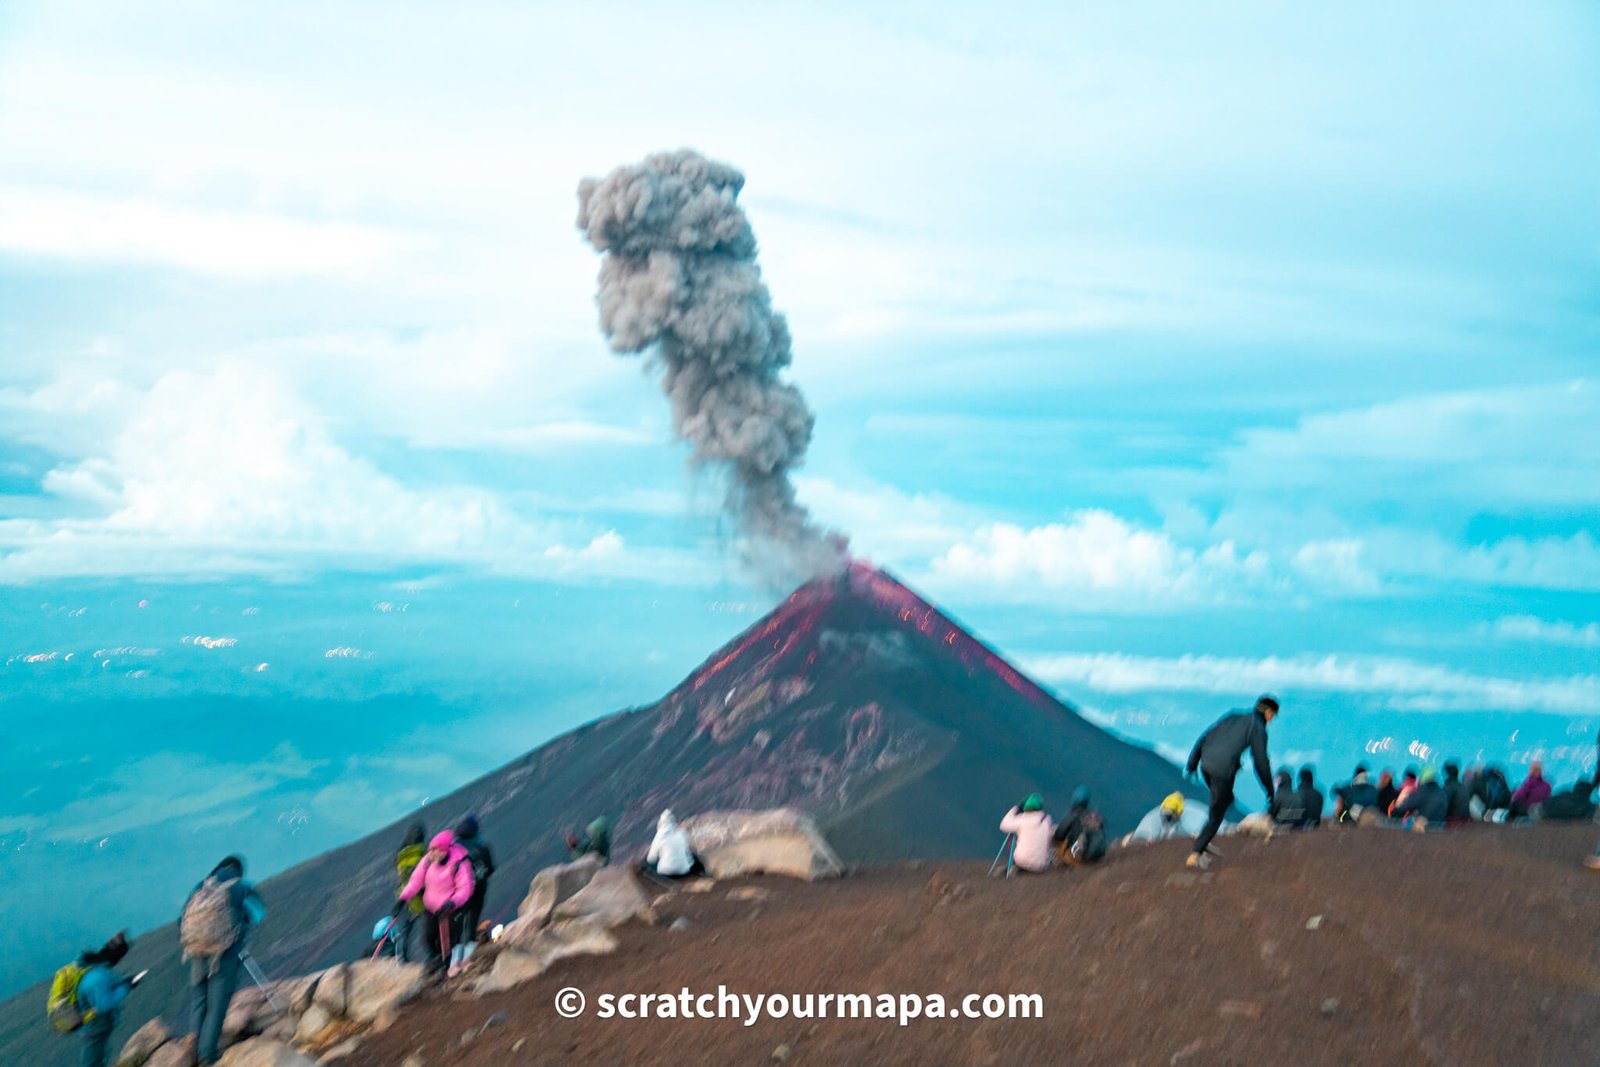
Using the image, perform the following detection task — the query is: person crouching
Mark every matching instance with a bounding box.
[1000,794,1055,874]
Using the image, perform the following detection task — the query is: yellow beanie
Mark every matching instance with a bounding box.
[1160,792,1185,816]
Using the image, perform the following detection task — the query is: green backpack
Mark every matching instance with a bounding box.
[47,961,90,1034]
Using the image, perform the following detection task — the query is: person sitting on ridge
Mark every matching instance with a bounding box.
[1375,769,1400,817]
[644,809,703,879]
[1509,763,1552,820]
[1442,763,1472,827]
[566,815,612,864]
[1268,769,1303,828]
[1391,767,1420,815]
[1391,768,1448,830]
[999,794,1056,873]
[1334,766,1380,825]
[1123,792,1203,845]
[1542,779,1597,821]
[1052,787,1108,865]
[1296,768,1325,829]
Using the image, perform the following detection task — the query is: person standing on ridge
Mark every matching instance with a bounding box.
[451,815,495,976]
[181,856,265,1067]
[387,824,427,963]
[399,830,475,976]
[61,931,138,1067]
[1185,695,1279,869]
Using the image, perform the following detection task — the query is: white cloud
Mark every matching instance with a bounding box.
[0,185,417,277]
[1490,615,1600,649]
[926,509,1273,608]
[1022,650,1600,716]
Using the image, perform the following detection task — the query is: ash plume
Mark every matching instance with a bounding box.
[577,149,847,581]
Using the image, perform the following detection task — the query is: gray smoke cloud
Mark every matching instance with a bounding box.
[577,149,847,582]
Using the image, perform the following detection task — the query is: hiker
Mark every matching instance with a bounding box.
[1442,763,1473,827]
[644,809,702,878]
[566,815,612,864]
[1185,694,1279,869]
[1052,787,1108,865]
[1509,763,1552,819]
[1542,779,1597,821]
[1123,792,1207,845]
[1334,766,1380,825]
[1268,769,1303,828]
[384,824,426,963]
[452,815,495,976]
[181,856,265,1067]
[999,794,1056,873]
[54,931,136,1067]
[1296,768,1325,828]
[1391,768,1448,829]
[1470,765,1513,820]
[398,830,476,976]
[1392,768,1420,815]
[1375,770,1400,817]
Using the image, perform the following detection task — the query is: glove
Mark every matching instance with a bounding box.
[438,903,456,919]
[390,898,405,919]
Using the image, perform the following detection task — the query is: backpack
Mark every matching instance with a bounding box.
[181,876,242,959]
[47,962,89,1034]
[1075,811,1108,862]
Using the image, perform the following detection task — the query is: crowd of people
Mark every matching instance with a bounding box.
[995,695,1600,877]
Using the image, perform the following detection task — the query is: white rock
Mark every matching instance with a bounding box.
[343,959,426,1024]
[471,917,620,994]
[215,1039,321,1066]
[552,867,657,928]
[680,808,844,881]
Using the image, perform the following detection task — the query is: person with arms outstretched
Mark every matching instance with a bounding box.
[1185,695,1279,869]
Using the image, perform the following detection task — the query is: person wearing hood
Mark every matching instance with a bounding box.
[1185,695,1279,869]
[566,815,612,864]
[1268,769,1304,828]
[1334,766,1380,824]
[1392,768,1449,829]
[1391,768,1420,815]
[385,824,426,963]
[1052,787,1107,865]
[399,830,476,975]
[1442,764,1472,827]
[1296,769,1325,829]
[1510,763,1552,819]
[1124,792,1210,845]
[181,856,265,1066]
[644,809,700,878]
[999,794,1055,873]
[451,816,495,976]
[72,932,136,1067]
[1542,779,1598,821]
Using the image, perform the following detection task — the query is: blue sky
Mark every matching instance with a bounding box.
[1,0,1598,988]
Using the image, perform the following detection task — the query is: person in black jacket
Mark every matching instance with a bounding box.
[1268,770,1303,827]
[1442,763,1472,826]
[1296,768,1325,828]
[1392,768,1448,828]
[451,815,495,976]
[1051,786,1108,864]
[1185,694,1279,869]
[1375,770,1400,816]
[1334,766,1380,824]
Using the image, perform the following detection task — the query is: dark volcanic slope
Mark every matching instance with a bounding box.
[4,564,1191,1065]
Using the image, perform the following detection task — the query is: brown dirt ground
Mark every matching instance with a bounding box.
[344,823,1600,1067]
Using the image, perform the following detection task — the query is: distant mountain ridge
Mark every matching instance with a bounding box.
[2,563,1192,1065]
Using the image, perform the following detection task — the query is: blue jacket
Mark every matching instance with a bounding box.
[76,964,130,1021]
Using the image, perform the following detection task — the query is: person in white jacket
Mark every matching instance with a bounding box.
[999,794,1055,873]
[645,809,699,878]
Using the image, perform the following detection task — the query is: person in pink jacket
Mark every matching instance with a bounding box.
[399,830,475,974]
[1510,762,1553,819]
[999,794,1056,873]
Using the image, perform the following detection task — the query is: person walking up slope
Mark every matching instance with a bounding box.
[399,830,475,976]
[181,856,265,1066]
[55,931,138,1067]
[1185,695,1279,869]
[386,824,427,963]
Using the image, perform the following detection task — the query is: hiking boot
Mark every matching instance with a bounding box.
[1186,853,1211,870]
[1584,856,1600,871]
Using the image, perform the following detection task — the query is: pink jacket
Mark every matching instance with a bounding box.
[399,831,475,913]
[999,808,1055,872]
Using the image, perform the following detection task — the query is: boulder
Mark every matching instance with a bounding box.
[552,866,657,928]
[223,984,286,1043]
[271,970,325,1015]
[215,1039,321,1066]
[115,1017,174,1067]
[517,853,604,925]
[679,808,844,881]
[472,917,620,994]
[292,1004,333,1046]
[146,1036,196,1067]
[311,963,349,1018]
[343,959,426,1024]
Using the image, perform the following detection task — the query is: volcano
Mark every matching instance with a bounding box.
[0,565,1191,1064]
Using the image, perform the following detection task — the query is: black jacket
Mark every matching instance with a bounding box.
[1543,783,1598,821]
[1297,784,1325,827]
[1442,773,1472,820]
[1187,710,1273,796]
[457,834,495,904]
[1392,780,1448,823]
[1269,781,1304,825]
[1338,780,1379,811]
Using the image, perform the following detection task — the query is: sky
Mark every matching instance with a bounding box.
[2,0,1598,992]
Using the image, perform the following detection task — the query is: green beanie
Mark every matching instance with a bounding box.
[1022,793,1043,812]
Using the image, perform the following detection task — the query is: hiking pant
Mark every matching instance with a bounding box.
[422,909,460,971]
[390,910,416,963]
[1193,770,1235,855]
[80,1012,116,1067]
[190,949,242,1064]
[456,888,487,964]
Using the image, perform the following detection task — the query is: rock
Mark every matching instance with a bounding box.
[223,984,285,1043]
[552,866,658,928]
[1320,998,1341,1017]
[772,1044,792,1062]
[292,1004,333,1045]
[1306,915,1324,931]
[471,917,621,994]
[512,1038,526,1053]
[680,808,845,881]
[343,959,426,1024]
[216,1041,321,1067]
[670,916,692,931]
[260,1018,296,1043]
[1218,1000,1264,1020]
[273,970,325,1015]
[146,1037,196,1067]
[320,1036,363,1062]
[311,964,348,1018]
[401,1056,425,1067]
[681,878,717,893]
[116,1017,174,1067]
[726,886,770,902]
[516,853,605,926]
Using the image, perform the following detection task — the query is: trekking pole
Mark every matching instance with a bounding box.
[439,914,452,970]
[987,834,1015,877]
[237,950,286,1015]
